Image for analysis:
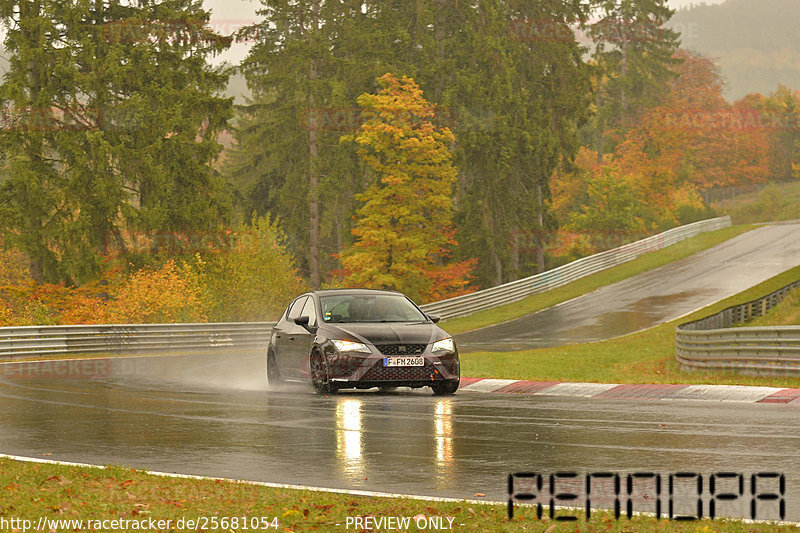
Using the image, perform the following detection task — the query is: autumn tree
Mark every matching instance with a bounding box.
[562,50,768,233]
[232,0,382,289]
[751,86,800,182]
[338,74,473,302]
[230,0,595,290]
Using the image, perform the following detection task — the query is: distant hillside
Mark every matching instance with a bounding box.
[670,0,800,100]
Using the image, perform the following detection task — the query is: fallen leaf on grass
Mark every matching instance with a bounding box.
[473,492,485,497]
[42,475,70,485]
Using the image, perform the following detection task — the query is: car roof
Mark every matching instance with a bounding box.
[311,288,405,297]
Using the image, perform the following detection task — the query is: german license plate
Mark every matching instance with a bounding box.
[383,356,425,367]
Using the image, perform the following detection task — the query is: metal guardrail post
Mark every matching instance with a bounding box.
[675,280,800,376]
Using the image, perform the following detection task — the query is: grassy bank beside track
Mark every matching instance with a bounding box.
[442,224,756,335]
[460,265,800,388]
[713,181,800,225]
[0,457,795,533]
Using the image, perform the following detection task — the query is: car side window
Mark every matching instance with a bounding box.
[287,296,307,321]
[300,297,317,327]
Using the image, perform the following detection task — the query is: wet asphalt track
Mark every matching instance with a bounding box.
[456,223,800,351]
[1,352,799,521]
[3,223,800,521]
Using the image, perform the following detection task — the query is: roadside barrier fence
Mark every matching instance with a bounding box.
[0,216,737,360]
[676,280,800,375]
[420,216,731,319]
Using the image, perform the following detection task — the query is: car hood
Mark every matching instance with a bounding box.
[322,322,443,345]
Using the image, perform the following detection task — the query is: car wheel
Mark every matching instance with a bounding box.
[266,348,282,386]
[431,380,459,395]
[310,349,337,395]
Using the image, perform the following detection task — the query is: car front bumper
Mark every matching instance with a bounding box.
[326,350,460,389]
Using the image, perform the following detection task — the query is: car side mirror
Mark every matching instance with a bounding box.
[294,316,310,326]
[427,314,441,323]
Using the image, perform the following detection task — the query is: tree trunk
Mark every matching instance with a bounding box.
[619,20,628,128]
[307,4,321,289]
[596,89,604,164]
[536,183,545,274]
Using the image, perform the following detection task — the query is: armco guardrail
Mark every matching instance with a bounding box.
[0,322,274,360]
[0,216,732,360]
[676,280,800,375]
[420,216,732,320]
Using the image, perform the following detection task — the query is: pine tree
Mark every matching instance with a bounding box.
[589,0,681,160]
[0,0,233,283]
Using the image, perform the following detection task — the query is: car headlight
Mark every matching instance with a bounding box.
[331,340,372,353]
[431,337,455,353]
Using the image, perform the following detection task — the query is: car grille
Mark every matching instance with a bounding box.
[375,344,426,356]
[328,356,366,379]
[362,360,436,381]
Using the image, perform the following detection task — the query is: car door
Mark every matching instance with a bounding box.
[291,296,318,376]
[274,295,307,376]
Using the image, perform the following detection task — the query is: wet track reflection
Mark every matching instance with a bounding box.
[1,352,800,521]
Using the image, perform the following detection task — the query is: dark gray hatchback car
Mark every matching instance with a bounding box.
[266,289,460,395]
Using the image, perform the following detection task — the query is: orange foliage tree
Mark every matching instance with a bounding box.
[337,74,475,302]
[562,51,769,234]
[103,260,206,324]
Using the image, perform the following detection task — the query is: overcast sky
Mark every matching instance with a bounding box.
[203,0,730,66]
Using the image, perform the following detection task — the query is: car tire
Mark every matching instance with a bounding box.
[266,348,282,386]
[310,348,337,395]
[431,379,459,395]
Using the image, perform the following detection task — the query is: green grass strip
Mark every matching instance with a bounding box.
[442,224,756,335]
[461,265,800,388]
[0,458,794,532]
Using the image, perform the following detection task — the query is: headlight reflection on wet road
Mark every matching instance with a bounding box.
[335,398,364,482]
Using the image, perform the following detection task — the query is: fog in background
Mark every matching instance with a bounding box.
[203,0,730,67]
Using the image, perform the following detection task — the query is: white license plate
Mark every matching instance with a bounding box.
[383,356,425,367]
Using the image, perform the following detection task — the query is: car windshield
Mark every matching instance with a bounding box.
[319,294,428,323]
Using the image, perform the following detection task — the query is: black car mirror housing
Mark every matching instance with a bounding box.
[427,314,441,323]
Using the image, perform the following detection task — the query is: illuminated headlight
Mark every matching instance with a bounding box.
[431,337,455,353]
[331,340,371,353]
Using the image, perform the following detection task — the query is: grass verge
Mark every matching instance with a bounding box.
[745,288,800,327]
[713,181,800,225]
[442,225,756,335]
[460,265,800,388]
[0,458,794,532]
